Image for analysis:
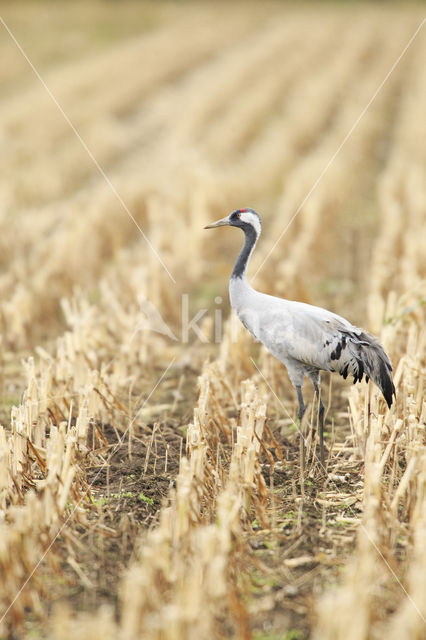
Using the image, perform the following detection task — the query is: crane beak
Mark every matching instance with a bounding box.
[204,216,230,229]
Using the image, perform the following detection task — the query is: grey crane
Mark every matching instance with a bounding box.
[205,208,395,466]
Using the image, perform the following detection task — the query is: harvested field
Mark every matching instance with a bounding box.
[0,2,425,639]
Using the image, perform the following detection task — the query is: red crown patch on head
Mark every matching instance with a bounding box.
[239,208,247,212]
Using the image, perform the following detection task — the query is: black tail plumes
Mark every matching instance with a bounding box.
[340,330,395,408]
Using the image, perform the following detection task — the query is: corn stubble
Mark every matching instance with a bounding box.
[0,3,425,639]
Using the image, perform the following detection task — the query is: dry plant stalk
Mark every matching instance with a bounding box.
[314,37,426,632]
[118,367,268,640]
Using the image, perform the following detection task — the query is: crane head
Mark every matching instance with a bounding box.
[204,208,261,236]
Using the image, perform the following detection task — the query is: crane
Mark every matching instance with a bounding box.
[205,208,395,466]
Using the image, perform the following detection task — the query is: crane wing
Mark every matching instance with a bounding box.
[252,297,395,407]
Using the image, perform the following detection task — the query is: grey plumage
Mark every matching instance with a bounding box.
[205,208,395,465]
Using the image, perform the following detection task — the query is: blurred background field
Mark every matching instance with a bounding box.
[0,2,425,639]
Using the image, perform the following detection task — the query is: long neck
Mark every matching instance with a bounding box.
[231,225,259,280]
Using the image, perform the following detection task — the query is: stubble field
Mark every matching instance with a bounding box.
[0,2,425,639]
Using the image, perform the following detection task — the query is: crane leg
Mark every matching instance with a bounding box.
[296,386,306,421]
[296,386,306,471]
[313,383,325,467]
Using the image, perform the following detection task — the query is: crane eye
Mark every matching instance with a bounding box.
[236,213,241,218]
